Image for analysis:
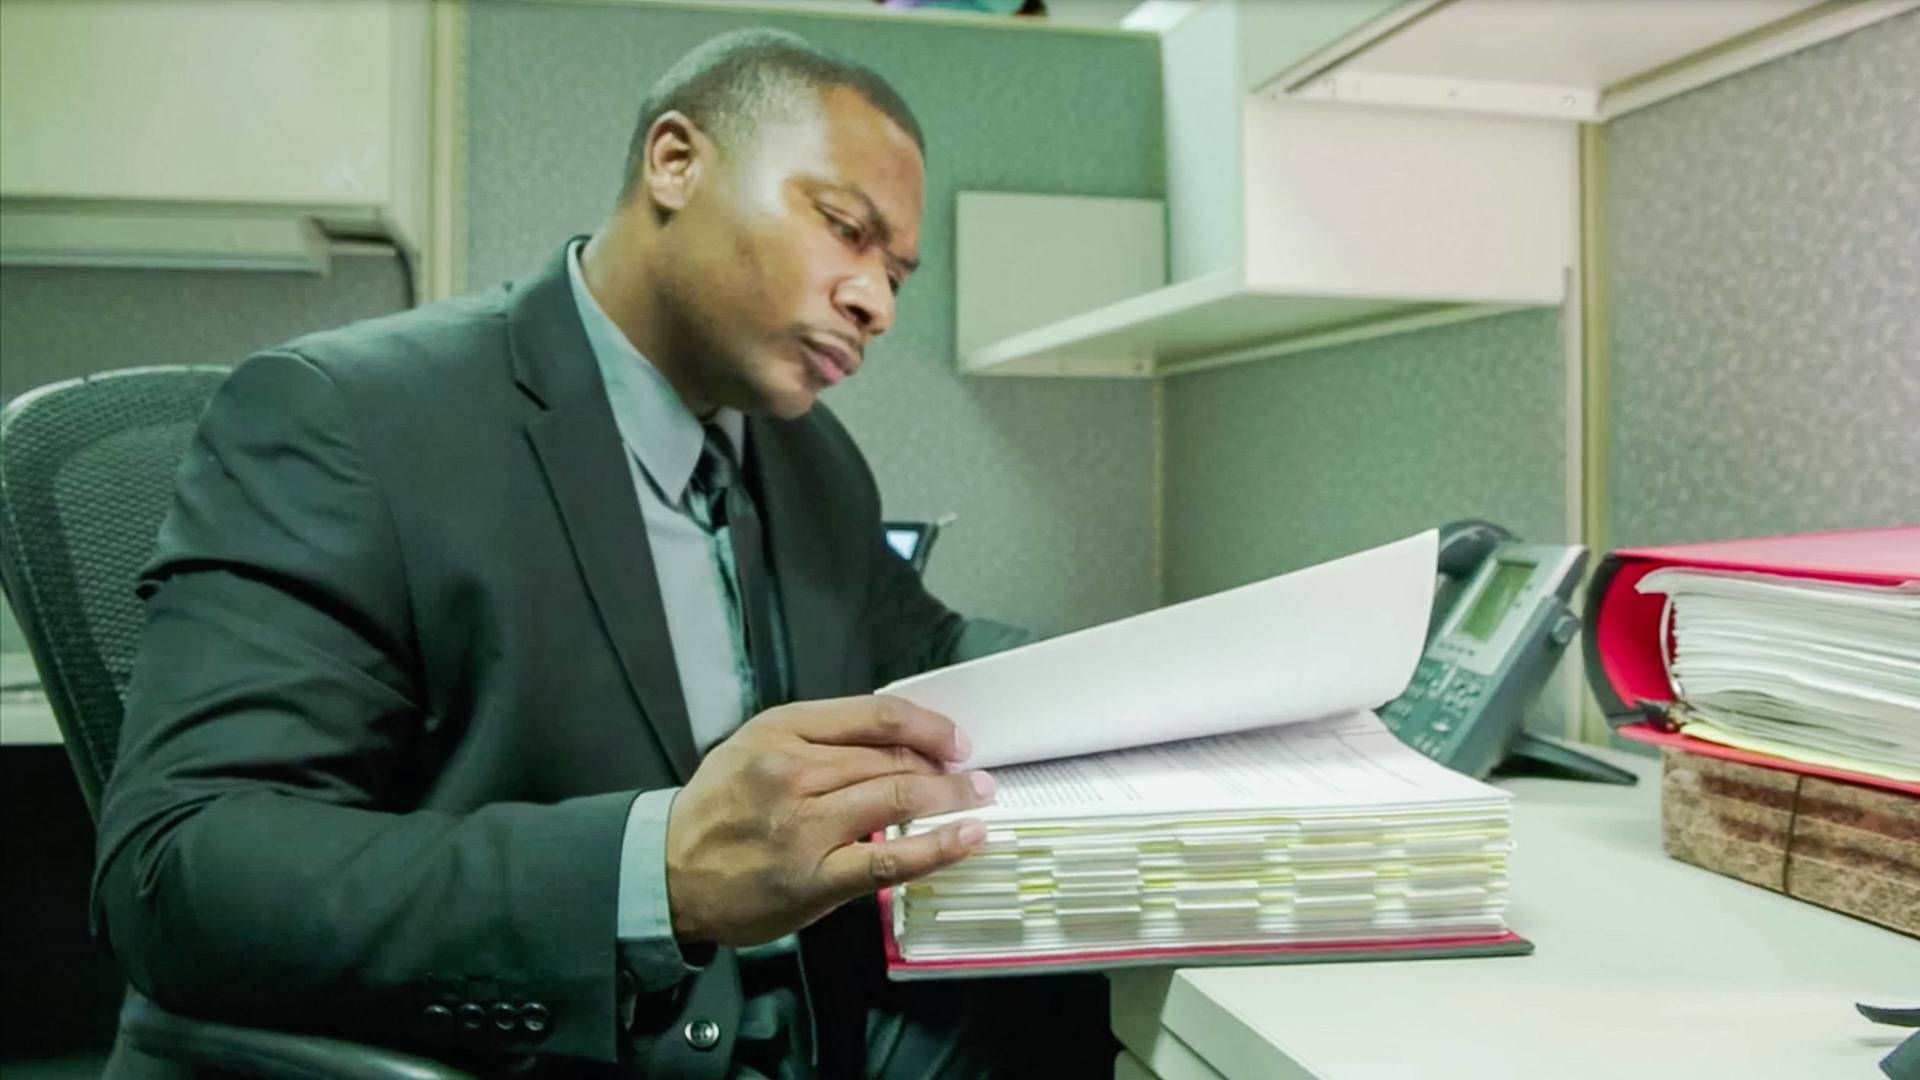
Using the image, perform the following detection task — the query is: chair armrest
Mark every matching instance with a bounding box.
[120,991,479,1080]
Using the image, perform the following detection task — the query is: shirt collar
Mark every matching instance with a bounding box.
[566,239,744,506]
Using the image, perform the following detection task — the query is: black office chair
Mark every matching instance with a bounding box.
[0,367,474,1080]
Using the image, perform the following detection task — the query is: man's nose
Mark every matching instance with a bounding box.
[833,273,893,338]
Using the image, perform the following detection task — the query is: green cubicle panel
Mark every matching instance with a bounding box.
[1161,307,1567,602]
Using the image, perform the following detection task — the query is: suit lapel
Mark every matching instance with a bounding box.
[511,242,701,782]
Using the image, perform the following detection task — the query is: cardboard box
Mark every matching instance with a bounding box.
[1659,747,1920,938]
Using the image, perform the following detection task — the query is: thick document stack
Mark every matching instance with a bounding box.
[1584,526,1919,936]
[878,532,1530,978]
[882,712,1518,975]
[1638,566,1920,783]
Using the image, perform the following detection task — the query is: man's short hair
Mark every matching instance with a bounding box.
[619,29,925,203]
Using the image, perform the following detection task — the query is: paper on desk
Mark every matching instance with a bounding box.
[1680,715,1920,783]
[883,530,1436,770]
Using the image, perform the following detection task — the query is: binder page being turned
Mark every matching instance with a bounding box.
[882,530,1437,770]
[917,711,1506,826]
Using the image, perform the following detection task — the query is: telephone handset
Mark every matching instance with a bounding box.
[1381,520,1636,785]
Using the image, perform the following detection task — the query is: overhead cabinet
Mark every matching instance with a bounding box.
[963,0,1574,378]
[962,0,1909,378]
[0,0,430,273]
[960,96,1574,378]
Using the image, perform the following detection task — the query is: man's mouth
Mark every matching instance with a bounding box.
[802,336,858,386]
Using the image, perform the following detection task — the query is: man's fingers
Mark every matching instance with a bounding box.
[784,695,972,765]
[818,819,988,897]
[793,743,943,794]
[824,768,996,839]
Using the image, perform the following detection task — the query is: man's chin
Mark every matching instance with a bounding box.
[759,380,820,421]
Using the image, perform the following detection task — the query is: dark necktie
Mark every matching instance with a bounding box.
[691,424,784,714]
[694,425,874,1075]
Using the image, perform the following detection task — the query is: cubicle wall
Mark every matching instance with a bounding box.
[0,254,411,662]
[1604,11,1920,547]
[1158,13,1918,745]
[1159,308,1568,602]
[461,0,1165,638]
[0,255,410,403]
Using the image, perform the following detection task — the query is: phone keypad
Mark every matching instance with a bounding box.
[1382,660,1482,760]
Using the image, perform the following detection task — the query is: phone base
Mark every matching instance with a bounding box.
[1494,732,1639,785]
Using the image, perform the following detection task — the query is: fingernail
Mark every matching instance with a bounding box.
[953,728,974,761]
[970,770,996,800]
[955,819,986,847]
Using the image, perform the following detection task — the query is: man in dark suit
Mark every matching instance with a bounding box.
[94,28,1110,1078]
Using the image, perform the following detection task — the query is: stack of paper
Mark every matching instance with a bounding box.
[1636,568,1920,783]
[880,531,1529,976]
[890,712,1513,970]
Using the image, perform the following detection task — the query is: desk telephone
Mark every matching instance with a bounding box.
[1382,521,1635,785]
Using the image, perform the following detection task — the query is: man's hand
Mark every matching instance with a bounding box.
[663,695,994,947]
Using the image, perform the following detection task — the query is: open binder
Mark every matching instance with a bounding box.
[876,532,1533,979]
[875,713,1534,980]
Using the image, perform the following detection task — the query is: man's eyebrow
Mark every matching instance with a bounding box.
[829,183,919,274]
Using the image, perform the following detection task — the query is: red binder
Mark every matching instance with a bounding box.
[1582,525,1920,797]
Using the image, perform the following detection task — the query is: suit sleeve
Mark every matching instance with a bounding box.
[863,532,1034,686]
[93,351,633,1064]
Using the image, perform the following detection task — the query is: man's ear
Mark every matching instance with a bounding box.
[643,110,708,215]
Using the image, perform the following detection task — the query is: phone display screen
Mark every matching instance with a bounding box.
[1460,560,1533,641]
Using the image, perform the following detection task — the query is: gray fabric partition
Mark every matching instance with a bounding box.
[1162,309,1567,601]
[0,253,411,665]
[1606,13,1920,546]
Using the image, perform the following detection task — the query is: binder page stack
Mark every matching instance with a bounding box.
[1585,525,1920,798]
[879,531,1530,978]
[1635,568,1920,784]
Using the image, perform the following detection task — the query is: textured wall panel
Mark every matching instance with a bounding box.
[1162,309,1567,601]
[463,1,1164,636]
[1606,13,1920,546]
[0,253,410,659]
[0,255,410,403]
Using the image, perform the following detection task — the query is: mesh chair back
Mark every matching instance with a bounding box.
[0,366,228,817]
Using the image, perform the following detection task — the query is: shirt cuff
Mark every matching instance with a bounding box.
[616,786,704,993]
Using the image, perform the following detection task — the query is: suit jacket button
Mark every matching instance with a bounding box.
[684,1019,721,1051]
[491,1002,519,1032]
[520,1003,551,1036]
[423,1003,454,1028]
[457,1003,486,1031]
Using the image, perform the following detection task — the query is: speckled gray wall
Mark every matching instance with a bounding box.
[0,255,411,403]
[0,253,411,658]
[1161,309,1567,601]
[1606,13,1920,546]
[461,1,1163,638]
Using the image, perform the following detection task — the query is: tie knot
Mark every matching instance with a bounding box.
[693,423,739,498]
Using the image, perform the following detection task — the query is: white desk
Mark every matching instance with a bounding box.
[0,689,62,745]
[0,653,61,745]
[1109,743,1919,1079]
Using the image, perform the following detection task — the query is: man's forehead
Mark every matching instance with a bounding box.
[815,89,924,235]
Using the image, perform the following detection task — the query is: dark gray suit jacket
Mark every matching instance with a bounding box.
[93,243,991,1075]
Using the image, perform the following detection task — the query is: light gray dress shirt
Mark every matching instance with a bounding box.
[565,242,774,990]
